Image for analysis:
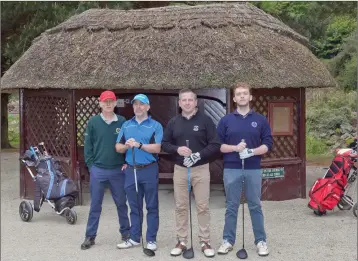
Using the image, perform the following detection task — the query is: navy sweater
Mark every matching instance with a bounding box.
[216,110,273,169]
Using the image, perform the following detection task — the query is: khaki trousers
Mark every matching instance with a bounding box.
[173,164,211,243]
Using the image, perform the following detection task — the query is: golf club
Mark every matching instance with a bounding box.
[236,139,248,259]
[132,148,155,257]
[183,140,194,259]
[38,142,49,156]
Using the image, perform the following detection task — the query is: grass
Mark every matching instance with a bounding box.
[8,113,19,148]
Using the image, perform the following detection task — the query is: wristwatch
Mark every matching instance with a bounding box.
[138,142,143,150]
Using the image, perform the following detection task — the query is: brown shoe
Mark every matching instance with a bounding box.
[170,241,187,256]
[201,241,215,257]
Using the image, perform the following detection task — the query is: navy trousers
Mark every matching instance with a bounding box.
[124,163,159,243]
[85,165,130,239]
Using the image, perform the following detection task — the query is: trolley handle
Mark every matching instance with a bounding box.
[19,158,37,181]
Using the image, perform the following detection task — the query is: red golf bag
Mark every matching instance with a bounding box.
[308,139,357,216]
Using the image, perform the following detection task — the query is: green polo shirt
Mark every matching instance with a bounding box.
[84,114,126,169]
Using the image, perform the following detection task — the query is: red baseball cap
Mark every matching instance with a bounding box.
[99,90,116,101]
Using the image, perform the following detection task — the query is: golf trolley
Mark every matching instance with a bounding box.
[19,142,78,225]
[336,157,357,217]
[308,137,358,217]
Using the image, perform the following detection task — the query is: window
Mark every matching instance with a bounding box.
[268,101,294,136]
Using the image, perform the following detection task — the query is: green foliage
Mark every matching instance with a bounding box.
[325,29,357,91]
[1,1,136,75]
[314,15,356,58]
[306,135,328,156]
[8,114,19,148]
[306,88,357,154]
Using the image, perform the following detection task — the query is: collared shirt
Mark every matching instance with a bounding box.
[216,109,273,169]
[116,116,163,165]
[100,113,118,125]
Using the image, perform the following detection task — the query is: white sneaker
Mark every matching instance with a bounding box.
[217,240,233,254]
[146,241,157,251]
[117,239,140,249]
[201,241,215,257]
[256,241,269,256]
[170,241,187,256]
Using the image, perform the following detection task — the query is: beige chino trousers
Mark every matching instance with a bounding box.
[173,163,211,243]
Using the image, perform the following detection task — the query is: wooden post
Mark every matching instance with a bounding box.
[299,88,306,198]
[1,92,12,148]
[69,90,82,205]
[19,89,26,198]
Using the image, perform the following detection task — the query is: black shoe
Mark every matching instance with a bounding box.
[81,237,95,250]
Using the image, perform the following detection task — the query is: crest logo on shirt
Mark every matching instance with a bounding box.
[251,122,258,128]
[115,128,120,134]
[193,125,199,131]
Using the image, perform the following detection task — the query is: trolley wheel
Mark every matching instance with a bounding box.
[19,201,33,222]
[313,210,326,216]
[65,209,77,225]
[337,196,353,210]
[353,203,358,218]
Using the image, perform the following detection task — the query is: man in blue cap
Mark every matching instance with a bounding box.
[115,94,163,252]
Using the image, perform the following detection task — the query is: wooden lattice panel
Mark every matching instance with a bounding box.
[252,95,298,159]
[76,97,101,146]
[25,96,70,157]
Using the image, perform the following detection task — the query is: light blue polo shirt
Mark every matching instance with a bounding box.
[116,116,163,165]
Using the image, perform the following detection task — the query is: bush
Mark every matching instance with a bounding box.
[306,88,357,154]
[8,114,19,147]
[306,135,329,155]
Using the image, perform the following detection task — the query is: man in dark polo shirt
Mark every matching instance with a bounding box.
[81,90,130,250]
[216,82,273,257]
[115,94,163,252]
[162,89,221,258]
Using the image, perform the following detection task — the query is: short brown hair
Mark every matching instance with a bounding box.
[231,82,251,95]
[179,89,197,100]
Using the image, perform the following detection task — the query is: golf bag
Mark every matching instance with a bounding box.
[22,147,78,213]
[308,137,357,215]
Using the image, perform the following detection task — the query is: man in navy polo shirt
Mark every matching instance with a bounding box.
[216,82,273,257]
[115,94,163,252]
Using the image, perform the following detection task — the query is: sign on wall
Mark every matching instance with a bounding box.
[262,167,285,179]
[116,99,130,107]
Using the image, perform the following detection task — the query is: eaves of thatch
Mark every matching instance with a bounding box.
[1,3,337,90]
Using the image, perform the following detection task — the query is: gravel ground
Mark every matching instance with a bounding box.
[1,152,357,261]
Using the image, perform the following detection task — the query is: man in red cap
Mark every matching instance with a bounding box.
[81,90,130,250]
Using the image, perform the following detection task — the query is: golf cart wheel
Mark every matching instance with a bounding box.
[65,209,77,225]
[313,209,326,216]
[19,201,33,222]
[353,203,358,218]
[337,196,353,210]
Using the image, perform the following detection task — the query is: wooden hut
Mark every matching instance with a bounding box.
[1,3,336,204]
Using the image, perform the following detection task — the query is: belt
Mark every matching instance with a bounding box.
[130,162,156,169]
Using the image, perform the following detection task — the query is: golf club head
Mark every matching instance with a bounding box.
[143,248,155,257]
[183,248,194,259]
[236,249,248,259]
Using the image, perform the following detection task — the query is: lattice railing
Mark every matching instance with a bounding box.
[25,95,71,158]
[76,96,101,146]
[252,95,298,159]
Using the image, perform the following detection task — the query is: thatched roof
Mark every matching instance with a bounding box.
[1,3,336,90]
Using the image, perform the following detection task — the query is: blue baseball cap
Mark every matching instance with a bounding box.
[131,94,150,105]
